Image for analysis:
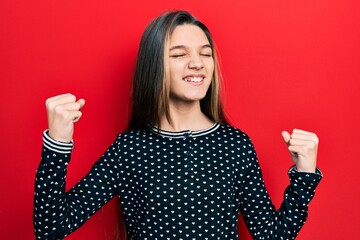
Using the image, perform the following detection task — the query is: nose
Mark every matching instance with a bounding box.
[188,54,204,70]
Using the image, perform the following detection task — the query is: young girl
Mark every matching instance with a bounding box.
[34,10,322,240]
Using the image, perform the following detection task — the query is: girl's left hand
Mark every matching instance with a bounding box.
[281,129,319,173]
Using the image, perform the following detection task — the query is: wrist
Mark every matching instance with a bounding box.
[48,130,73,143]
[43,130,74,154]
[294,166,316,173]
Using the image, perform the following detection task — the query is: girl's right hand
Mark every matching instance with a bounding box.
[45,93,85,143]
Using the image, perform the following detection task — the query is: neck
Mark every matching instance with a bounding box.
[160,101,213,132]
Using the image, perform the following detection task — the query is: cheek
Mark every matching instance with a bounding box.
[207,59,215,73]
[206,61,215,86]
[169,60,186,76]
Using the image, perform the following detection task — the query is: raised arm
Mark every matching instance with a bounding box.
[33,94,120,239]
[239,130,322,239]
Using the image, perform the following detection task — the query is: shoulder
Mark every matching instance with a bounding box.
[115,128,151,142]
[217,124,252,142]
[214,124,258,168]
[113,127,162,148]
[217,124,256,152]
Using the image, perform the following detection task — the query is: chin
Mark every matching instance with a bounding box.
[170,89,208,103]
[185,95,207,102]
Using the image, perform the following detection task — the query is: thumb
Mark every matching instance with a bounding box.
[281,131,291,145]
[77,98,86,109]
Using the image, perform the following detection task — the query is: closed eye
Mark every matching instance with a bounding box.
[170,54,186,58]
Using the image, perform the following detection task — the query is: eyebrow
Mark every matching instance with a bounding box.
[169,44,212,51]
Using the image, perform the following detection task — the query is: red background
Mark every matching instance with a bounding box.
[1,1,359,239]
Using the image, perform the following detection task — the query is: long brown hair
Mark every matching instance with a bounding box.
[126,10,227,131]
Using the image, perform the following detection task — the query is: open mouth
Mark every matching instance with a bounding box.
[183,76,205,83]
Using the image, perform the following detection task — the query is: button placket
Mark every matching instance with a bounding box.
[183,131,195,175]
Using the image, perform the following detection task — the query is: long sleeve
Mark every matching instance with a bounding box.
[239,138,322,239]
[33,131,120,239]
[33,125,322,239]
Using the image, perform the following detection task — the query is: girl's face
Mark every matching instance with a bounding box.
[167,24,214,105]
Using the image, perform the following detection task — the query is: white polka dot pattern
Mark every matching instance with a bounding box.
[33,123,322,239]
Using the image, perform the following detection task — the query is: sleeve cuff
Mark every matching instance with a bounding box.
[43,130,74,154]
[287,165,322,205]
[288,165,323,177]
[288,165,322,192]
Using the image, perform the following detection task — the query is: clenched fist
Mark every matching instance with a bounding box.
[46,93,85,143]
[282,129,319,173]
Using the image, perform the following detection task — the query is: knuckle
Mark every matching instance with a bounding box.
[53,105,62,114]
[62,111,70,120]
[53,107,70,120]
[75,111,82,120]
[68,94,76,102]
[308,141,316,148]
[46,99,55,109]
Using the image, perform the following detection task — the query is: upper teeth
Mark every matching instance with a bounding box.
[185,77,203,82]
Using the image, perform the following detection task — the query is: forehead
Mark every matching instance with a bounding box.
[169,24,210,47]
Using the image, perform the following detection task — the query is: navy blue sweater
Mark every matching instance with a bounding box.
[34,123,322,239]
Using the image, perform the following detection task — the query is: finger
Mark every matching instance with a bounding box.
[77,99,85,110]
[61,110,82,123]
[289,138,310,146]
[54,102,83,112]
[288,142,316,155]
[70,111,82,123]
[281,131,291,145]
[290,132,319,144]
[293,129,316,136]
[55,97,85,110]
[46,93,73,103]
[288,145,304,156]
[46,93,75,105]
[46,94,76,109]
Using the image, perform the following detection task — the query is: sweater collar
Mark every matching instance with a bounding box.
[149,122,220,138]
